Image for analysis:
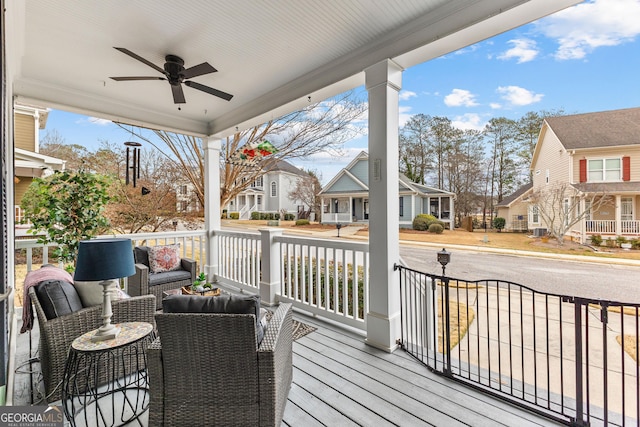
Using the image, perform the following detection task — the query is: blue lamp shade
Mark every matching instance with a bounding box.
[74,238,136,281]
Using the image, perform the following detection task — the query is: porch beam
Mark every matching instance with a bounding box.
[204,137,221,281]
[364,59,402,352]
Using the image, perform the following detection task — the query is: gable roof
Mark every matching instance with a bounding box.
[320,151,454,197]
[269,159,307,177]
[495,183,533,208]
[544,107,640,150]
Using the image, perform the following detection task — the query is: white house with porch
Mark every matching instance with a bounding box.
[227,160,309,219]
[319,151,455,229]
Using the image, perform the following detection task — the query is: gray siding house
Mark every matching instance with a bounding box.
[319,151,455,229]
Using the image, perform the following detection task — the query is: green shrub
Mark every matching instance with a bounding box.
[630,239,640,250]
[229,212,239,220]
[295,219,310,226]
[428,223,444,234]
[221,212,228,219]
[284,213,295,221]
[251,211,260,220]
[615,236,628,246]
[605,238,617,248]
[274,213,280,220]
[492,217,506,231]
[590,234,602,246]
[412,216,429,231]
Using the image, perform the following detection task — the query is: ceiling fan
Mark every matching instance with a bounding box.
[109,47,233,104]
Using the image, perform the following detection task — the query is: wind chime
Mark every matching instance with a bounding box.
[124,141,142,187]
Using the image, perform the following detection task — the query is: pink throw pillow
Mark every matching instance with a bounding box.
[148,245,181,273]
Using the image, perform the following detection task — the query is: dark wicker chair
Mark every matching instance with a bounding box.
[148,302,293,426]
[29,287,156,403]
[128,246,197,310]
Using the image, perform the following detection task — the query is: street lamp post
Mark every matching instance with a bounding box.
[437,248,451,276]
[336,223,342,238]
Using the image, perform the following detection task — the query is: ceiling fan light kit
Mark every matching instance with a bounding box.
[110,47,233,104]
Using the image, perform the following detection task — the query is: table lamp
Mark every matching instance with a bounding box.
[74,238,135,341]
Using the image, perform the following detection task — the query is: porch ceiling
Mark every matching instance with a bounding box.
[7,0,579,138]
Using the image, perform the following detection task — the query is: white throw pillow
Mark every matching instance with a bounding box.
[73,279,122,307]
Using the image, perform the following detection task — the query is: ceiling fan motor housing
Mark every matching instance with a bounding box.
[164,55,185,84]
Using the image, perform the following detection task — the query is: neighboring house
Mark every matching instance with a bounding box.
[175,181,203,214]
[226,159,309,219]
[14,104,65,230]
[499,107,640,243]
[495,183,532,232]
[318,151,455,229]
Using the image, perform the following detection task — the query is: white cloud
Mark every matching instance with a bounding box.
[537,0,640,60]
[399,106,413,127]
[444,89,478,107]
[497,39,539,63]
[489,103,502,109]
[496,86,543,106]
[87,117,112,126]
[451,113,486,131]
[399,90,417,101]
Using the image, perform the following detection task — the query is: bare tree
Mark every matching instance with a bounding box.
[39,129,91,171]
[119,90,366,208]
[526,182,612,245]
[288,169,322,219]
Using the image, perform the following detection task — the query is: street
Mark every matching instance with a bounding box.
[399,243,640,303]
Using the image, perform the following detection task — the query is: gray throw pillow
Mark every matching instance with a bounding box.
[163,294,265,343]
[133,246,150,268]
[35,279,84,320]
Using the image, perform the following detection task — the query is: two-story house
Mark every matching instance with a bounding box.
[498,107,640,243]
[14,104,65,230]
[318,151,455,229]
[226,159,309,219]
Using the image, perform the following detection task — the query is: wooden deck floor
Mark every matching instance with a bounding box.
[12,309,562,426]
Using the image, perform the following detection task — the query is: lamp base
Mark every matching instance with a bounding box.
[91,325,121,342]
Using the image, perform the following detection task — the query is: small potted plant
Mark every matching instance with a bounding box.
[192,272,208,293]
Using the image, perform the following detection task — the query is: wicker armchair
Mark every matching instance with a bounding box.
[29,287,156,403]
[148,302,293,426]
[128,246,197,310]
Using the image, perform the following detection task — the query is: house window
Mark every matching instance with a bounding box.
[257,195,262,207]
[399,197,404,217]
[251,176,263,188]
[545,170,549,184]
[563,199,570,226]
[622,197,633,221]
[179,185,187,195]
[180,200,188,211]
[588,158,621,182]
[530,205,539,224]
[271,181,277,197]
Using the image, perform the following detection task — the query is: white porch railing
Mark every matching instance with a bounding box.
[275,235,368,331]
[585,220,616,234]
[621,220,640,234]
[15,230,207,275]
[214,229,262,291]
[15,228,370,333]
[321,212,352,224]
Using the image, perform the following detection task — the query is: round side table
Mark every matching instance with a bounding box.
[62,322,155,427]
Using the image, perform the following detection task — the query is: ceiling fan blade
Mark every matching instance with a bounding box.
[171,84,186,104]
[110,76,165,81]
[184,80,233,101]
[182,62,217,79]
[114,47,166,75]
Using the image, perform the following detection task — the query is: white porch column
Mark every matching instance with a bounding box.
[580,198,586,244]
[259,228,282,306]
[450,196,455,230]
[204,137,221,281]
[365,59,402,352]
[615,195,622,237]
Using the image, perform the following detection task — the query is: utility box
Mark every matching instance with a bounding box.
[533,228,547,237]
[462,216,473,232]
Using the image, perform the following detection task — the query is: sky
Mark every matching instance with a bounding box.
[41,0,640,184]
